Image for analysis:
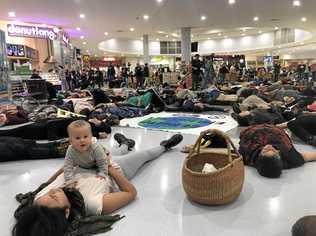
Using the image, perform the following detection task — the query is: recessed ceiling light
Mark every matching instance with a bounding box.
[172,39,176,41]
[207,37,210,40]
[258,30,262,34]
[228,0,236,4]
[201,15,207,21]
[104,32,109,36]
[76,27,81,31]
[274,26,279,30]
[80,35,84,39]
[241,33,246,36]
[218,33,222,36]
[301,17,307,22]
[293,0,301,6]
[86,50,89,53]
[82,41,87,45]
[156,38,160,41]
[242,28,247,32]
[165,35,169,38]
[191,34,194,38]
[143,14,149,20]
[253,16,259,21]
[8,11,16,17]
[130,27,135,31]
[224,35,228,38]
[156,0,163,2]
[79,14,85,19]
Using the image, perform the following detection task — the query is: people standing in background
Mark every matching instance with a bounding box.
[65,69,73,91]
[203,57,215,88]
[121,63,129,88]
[158,64,164,85]
[218,63,229,85]
[143,63,150,88]
[107,62,116,82]
[58,65,67,91]
[96,68,104,88]
[135,63,144,89]
[191,54,202,91]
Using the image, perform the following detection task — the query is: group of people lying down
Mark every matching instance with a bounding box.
[4,116,316,236]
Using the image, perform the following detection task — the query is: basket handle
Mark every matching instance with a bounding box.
[188,129,239,163]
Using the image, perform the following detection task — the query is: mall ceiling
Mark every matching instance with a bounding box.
[0,0,315,55]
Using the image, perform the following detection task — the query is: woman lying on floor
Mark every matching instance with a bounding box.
[12,133,183,236]
[239,124,316,178]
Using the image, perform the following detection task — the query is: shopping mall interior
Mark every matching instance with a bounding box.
[0,0,316,236]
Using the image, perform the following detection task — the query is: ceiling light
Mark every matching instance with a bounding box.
[191,34,194,38]
[241,33,246,36]
[218,33,222,36]
[172,39,176,42]
[156,38,160,41]
[258,30,262,34]
[201,15,207,21]
[301,17,307,22]
[79,14,85,19]
[143,14,149,20]
[242,28,247,32]
[293,0,301,6]
[82,41,87,45]
[207,37,210,40]
[80,35,84,39]
[228,0,236,4]
[156,0,163,2]
[165,35,169,38]
[253,16,259,21]
[104,32,109,36]
[130,27,135,31]
[274,26,279,30]
[8,11,16,17]
[76,27,81,31]
[86,50,89,53]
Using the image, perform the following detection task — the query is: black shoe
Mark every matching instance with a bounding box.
[114,133,135,150]
[232,103,241,114]
[160,134,183,150]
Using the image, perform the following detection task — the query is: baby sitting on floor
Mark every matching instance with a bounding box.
[64,120,109,185]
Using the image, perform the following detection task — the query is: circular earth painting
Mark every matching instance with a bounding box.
[138,116,212,130]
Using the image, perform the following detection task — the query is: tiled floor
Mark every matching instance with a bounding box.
[1,115,316,236]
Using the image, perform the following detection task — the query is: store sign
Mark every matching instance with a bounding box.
[103,57,115,61]
[7,24,58,40]
[62,32,70,46]
[82,55,90,63]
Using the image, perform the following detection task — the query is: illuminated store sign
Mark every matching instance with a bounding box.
[7,24,58,40]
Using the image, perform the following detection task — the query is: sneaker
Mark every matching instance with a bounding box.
[114,133,135,150]
[160,134,183,150]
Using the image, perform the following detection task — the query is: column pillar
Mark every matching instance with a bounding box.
[181,27,191,64]
[143,34,150,64]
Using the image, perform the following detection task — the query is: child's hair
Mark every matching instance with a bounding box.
[67,120,91,137]
[292,216,316,236]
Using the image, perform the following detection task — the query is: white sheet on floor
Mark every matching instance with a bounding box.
[119,112,238,135]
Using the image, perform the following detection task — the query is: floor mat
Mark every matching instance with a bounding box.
[120,112,238,135]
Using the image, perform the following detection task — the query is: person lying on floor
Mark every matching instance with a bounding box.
[165,98,229,113]
[239,124,316,178]
[276,113,316,147]
[231,107,287,126]
[0,104,29,127]
[12,133,183,236]
[0,117,111,141]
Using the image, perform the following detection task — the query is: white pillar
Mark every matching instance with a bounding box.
[181,27,191,64]
[143,34,149,64]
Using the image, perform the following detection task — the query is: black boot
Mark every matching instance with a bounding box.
[160,134,183,150]
[114,133,136,150]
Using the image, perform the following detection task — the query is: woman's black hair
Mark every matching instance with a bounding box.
[292,216,316,236]
[255,153,283,178]
[12,205,68,236]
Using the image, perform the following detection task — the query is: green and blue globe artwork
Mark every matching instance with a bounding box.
[138,116,213,130]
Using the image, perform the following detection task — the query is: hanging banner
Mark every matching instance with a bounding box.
[7,24,58,40]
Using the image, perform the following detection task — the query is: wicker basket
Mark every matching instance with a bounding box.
[182,129,245,205]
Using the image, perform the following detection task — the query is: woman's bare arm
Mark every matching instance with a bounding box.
[101,166,137,214]
[47,168,64,183]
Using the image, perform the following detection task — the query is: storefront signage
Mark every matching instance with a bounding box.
[82,55,90,63]
[62,32,70,46]
[7,24,58,40]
